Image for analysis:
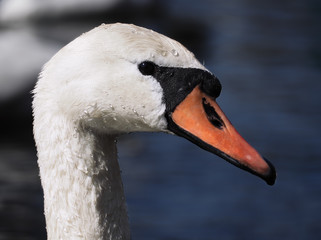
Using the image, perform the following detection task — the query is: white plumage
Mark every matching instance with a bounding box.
[33,23,275,240]
[33,23,206,240]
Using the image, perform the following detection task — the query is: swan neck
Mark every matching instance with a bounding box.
[36,118,130,239]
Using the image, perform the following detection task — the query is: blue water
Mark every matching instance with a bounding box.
[0,0,320,239]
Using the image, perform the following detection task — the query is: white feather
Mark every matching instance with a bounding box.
[33,23,207,239]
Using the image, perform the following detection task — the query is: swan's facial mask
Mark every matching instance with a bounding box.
[138,61,276,186]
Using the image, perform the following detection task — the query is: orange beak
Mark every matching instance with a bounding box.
[167,85,276,185]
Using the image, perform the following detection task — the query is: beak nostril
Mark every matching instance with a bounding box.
[202,97,225,129]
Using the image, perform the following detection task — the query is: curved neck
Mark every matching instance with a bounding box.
[36,117,130,239]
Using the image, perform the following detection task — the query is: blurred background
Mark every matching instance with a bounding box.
[0,0,320,239]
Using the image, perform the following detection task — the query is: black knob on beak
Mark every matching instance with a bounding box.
[200,74,222,99]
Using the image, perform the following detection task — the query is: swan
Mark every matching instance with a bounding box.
[32,23,276,240]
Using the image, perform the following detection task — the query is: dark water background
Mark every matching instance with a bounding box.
[0,0,320,239]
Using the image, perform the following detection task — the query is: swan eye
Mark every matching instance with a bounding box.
[138,61,156,76]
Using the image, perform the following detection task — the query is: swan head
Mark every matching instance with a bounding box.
[33,23,276,185]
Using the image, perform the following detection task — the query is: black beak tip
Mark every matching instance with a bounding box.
[263,158,277,186]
